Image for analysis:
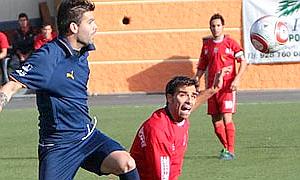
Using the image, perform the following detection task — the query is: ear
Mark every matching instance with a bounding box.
[69,22,79,34]
[166,94,173,104]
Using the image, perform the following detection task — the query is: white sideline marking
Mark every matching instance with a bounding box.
[96,28,240,35]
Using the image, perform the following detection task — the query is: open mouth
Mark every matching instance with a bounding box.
[181,105,192,114]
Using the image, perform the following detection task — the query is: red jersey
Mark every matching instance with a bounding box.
[197,35,244,88]
[130,108,189,180]
[0,32,9,49]
[34,32,57,50]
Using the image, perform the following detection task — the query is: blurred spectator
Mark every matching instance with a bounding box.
[34,22,57,50]
[0,31,10,84]
[11,12,35,68]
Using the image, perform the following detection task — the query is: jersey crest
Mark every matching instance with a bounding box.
[225,48,234,56]
[214,47,218,53]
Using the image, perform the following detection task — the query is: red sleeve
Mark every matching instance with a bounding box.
[197,40,209,70]
[34,35,45,50]
[230,38,244,63]
[0,32,9,48]
[144,125,172,180]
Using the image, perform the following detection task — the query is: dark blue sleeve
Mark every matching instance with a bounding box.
[10,44,57,90]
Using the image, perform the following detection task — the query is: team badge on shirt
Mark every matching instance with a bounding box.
[225,48,234,56]
[66,70,74,80]
[214,47,218,53]
[204,49,208,55]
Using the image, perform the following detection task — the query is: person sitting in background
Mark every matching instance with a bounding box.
[34,22,57,50]
[0,31,10,85]
[11,12,35,68]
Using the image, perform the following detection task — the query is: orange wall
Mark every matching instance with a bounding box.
[87,0,300,94]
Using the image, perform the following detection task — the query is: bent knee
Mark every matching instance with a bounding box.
[101,151,136,175]
[119,155,136,173]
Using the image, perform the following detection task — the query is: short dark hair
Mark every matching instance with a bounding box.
[57,0,95,35]
[18,13,28,20]
[42,21,53,27]
[210,13,225,26]
[165,76,197,97]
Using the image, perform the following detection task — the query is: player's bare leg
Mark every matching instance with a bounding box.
[101,151,140,179]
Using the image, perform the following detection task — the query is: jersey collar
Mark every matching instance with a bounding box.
[164,106,186,126]
[57,36,96,57]
[165,106,175,121]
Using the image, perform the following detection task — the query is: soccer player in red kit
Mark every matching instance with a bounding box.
[130,70,228,180]
[194,13,247,160]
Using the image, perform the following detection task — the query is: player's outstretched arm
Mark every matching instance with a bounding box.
[0,81,23,112]
[192,66,231,112]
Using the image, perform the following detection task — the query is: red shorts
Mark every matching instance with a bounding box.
[207,82,237,115]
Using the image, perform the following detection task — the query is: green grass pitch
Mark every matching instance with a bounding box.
[0,101,299,180]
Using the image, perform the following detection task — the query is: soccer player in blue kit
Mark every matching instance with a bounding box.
[0,0,140,180]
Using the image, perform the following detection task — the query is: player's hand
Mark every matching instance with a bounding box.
[191,76,200,92]
[230,78,240,91]
[0,92,8,112]
[213,66,232,89]
[0,93,7,112]
[0,81,24,112]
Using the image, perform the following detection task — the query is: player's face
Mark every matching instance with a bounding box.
[210,18,224,39]
[167,85,198,122]
[77,11,97,48]
[42,25,52,39]
[18,17,29,29]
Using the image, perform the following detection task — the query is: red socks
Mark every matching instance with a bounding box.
[214,122,236,154]
[225,122,235,154]
[214,123,228,149]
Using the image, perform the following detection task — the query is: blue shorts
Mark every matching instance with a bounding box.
[38,129,125,180]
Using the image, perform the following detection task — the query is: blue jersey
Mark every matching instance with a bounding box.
[10,37,96,144]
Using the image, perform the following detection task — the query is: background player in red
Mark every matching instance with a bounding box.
[34,22,57,50]
[193,13,247,160]
[130,68,228,180]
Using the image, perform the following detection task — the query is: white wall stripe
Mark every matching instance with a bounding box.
[89,58,199,65]
[96,28,240,35]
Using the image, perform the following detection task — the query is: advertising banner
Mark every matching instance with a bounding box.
[243,0,300,64]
